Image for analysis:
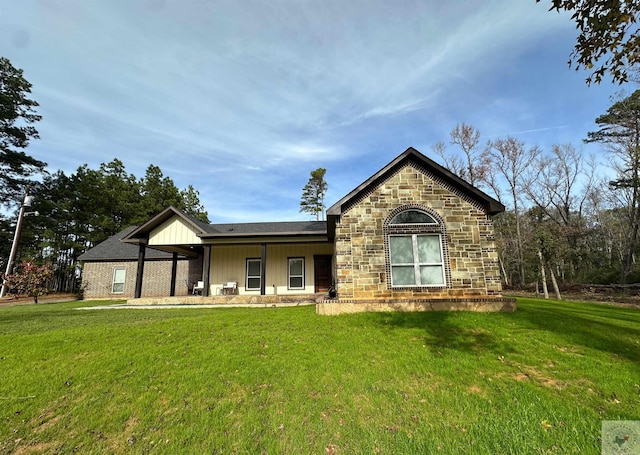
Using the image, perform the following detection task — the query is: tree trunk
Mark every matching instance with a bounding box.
[621,205,640,284]
[499,256,509,286]
[538,250,549,299]
[549,264,562,300]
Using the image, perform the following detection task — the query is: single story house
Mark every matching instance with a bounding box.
[79,147,515,313]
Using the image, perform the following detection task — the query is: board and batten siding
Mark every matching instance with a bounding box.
[149,217,201,246]
[208,243,333,295]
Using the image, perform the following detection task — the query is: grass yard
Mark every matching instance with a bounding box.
[0,298,638,454]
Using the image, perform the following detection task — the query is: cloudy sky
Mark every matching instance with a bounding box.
[0,0,621,222]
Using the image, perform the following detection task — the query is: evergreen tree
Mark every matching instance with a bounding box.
[300,168,328,221]
[0,57,46,203]
[586,90,640,283]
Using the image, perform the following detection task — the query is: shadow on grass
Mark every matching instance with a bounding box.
[515,300,640,364]
[371,311,515,356]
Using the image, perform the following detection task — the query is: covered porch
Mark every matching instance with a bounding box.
[121,207,334,300]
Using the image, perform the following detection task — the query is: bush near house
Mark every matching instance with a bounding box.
[3,259,53,303]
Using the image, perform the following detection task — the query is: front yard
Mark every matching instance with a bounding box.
[0,298,638,454]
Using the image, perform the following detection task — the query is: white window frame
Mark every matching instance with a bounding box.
[246,258,262,291]
[288,257,305,290]
[111,267,126,294]
[389,233,445,287]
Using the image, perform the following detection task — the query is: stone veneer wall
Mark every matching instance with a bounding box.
[82,258,195,299]
[333,162,503,301]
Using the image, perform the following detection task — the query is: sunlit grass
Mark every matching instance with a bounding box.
[0,298,638,454]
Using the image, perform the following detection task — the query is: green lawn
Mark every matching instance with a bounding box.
[0,298,638,454]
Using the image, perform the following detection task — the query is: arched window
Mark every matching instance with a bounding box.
[386,208,447,287]
[389,210,437,225]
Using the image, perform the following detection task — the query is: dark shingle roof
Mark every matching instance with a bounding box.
[78,226,176,262]
[200,220,326,238]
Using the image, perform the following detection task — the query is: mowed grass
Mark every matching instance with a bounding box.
[0,299,638,454]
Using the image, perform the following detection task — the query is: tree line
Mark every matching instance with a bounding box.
[433,90,640,290]
[1,160,209,293]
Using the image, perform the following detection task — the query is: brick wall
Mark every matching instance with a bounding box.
[82,259,195,299]
[334,162,502,300]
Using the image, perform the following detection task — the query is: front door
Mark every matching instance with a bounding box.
[314,255,332,293]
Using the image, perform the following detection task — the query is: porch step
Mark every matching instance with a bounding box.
[127,294,324,306]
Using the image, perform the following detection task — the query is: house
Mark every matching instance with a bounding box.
[79,148,515,313]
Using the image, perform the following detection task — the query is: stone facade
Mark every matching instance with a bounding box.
[332,162,503,303]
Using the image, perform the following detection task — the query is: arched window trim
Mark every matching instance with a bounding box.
[389,209,438,226]
[384,205,451,289]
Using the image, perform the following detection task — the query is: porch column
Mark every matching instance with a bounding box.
[260,243,266,296]
[169,252,178,296]
[202,245,211,297]
[134,243,146,299]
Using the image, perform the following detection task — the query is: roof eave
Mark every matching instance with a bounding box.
[198,231,328,239]
[326,147,504,216]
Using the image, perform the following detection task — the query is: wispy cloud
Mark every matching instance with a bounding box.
[0,0,618,222]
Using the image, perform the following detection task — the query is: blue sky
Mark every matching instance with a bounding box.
[0,0,621,222]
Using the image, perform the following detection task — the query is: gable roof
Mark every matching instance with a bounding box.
[123,206,212,243]
[77,226,177,262]
[121,206,328,244]
[327,147,504,217]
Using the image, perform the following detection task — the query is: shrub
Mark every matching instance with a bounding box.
[3,259,54,303]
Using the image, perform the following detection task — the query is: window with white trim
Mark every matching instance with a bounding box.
[385,208,448,288]
[246,258,261,291]
[288,257,305,290]
[112,268,126,293]
[389,234,445,286]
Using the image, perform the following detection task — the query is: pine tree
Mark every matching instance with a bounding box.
[0,57,46,203]
[300,168,328,221]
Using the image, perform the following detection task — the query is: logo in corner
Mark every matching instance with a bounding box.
[602,420,640,455]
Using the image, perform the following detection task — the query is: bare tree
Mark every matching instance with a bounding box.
[486,137,542,285]
[431,141,466,176]
[524,144,595,284]
[449,123,490,187]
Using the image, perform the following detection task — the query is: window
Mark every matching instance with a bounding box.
[390,210,437,225]
[385,207,448,288]
[112,268,126,293]
[288,257,305,290]
[246,258,261,291]
[389,234,445,286]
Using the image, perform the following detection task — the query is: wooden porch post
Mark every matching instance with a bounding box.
[260,243,266,296]
[170,252,178,296]
[134,243,146,299]
[202,245,211,297]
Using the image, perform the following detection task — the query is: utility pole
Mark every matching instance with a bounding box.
[0,192,33,298]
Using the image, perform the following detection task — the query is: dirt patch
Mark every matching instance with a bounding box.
[0,293,78,307]
[512,365,565,390]
[467,384,485,396]
[12,441,59,455]
[505,287,640,309]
